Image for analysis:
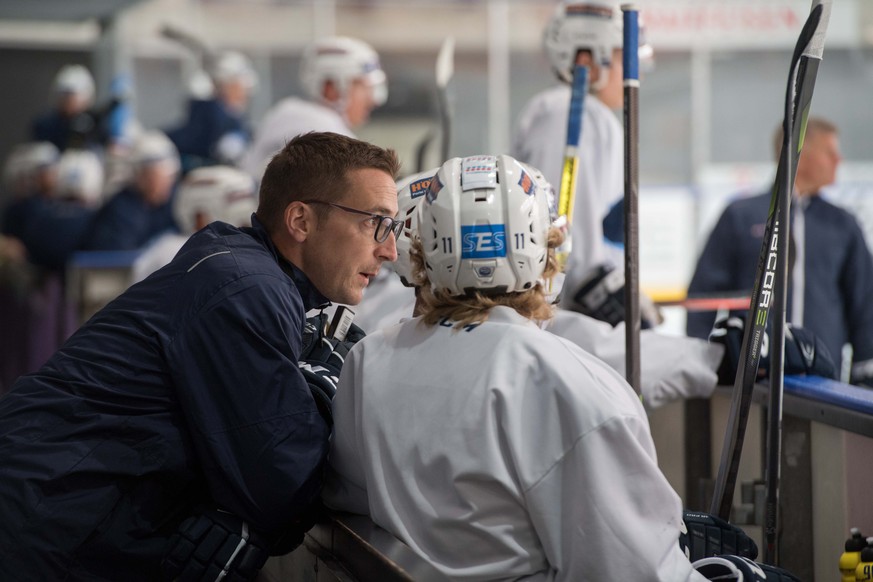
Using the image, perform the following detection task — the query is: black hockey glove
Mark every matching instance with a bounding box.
[161,507,271,582]
[162,503,325,582]
[569,263,661,329]
[693,555,801,581]
[679,510,757,562]
[710,315,837,386]
[298,313,366,426]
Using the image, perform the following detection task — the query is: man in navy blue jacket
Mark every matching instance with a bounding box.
[686,118,873,385]
[0,131,401,580]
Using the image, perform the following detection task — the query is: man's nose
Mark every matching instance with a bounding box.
[377,233,398,262]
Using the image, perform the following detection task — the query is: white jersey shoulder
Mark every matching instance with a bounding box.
[512,84,624,300]
[242,97,354,178]
[547,309,723,411]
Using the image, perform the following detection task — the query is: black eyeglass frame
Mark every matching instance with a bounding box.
[301,199,403,243]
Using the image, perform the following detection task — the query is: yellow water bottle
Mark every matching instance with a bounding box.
[854,537,873,581]
[841,528,865,582]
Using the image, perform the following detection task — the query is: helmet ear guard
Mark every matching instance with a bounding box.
[419,155,553,297]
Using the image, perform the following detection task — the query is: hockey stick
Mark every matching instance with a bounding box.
[622,4,641,395]
[414,37,455,172]
[764,0,831,564]
[554,64,589,271]
[159,23,216,71]
[436,37,455,163]
[709,0,830,524]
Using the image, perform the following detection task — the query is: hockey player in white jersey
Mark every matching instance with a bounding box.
[354,161,722,409]
[325,154,708,580]
[512,0,640,316]
[242,37,387,179]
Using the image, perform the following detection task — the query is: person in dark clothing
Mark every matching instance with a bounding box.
[167,50,257,175]
[84,131,180,251]
[0,131,401,580]
[686,117,873,385]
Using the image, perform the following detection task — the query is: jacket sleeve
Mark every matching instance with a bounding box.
[524,413,707,581]
[167,273,331,533]
[686,207,742,340]
[842,218,873,363]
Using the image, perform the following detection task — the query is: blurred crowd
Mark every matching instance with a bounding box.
[0,38,387,393]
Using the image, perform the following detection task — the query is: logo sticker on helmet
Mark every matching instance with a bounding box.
[410,176,432,199]
[461,156,498,191]
[461,224,506,259]
[517,170,536,196]
[426,174,444,204]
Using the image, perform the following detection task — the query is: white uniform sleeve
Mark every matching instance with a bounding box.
[524,413,708,581]
[547,310,723,411]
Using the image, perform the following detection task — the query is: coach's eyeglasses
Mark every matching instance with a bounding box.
[301,200,403,243]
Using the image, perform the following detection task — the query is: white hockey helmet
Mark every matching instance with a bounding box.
[55,149,105,207]
[394,168,438,287]
[543,1,624,86]
[53,64,95,100]
[3,142,60,194]
[131,131,180,174]
[173,165,256,234]
[419,155,553,296]
[299,36,387,106]
[209,50,258,90]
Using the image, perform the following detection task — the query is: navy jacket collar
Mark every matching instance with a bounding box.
[247,214,330,311]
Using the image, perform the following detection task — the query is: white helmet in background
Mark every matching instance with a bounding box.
[419,155,552,296]
[56,149,105,207]
[543,0,624,88]
[209,50,258,90]
[53,64,96,101]
[173,165,256,234]
[131,131,180,174]
[3,142,60,195]
[299,36,388,106]
[394,168,438,287]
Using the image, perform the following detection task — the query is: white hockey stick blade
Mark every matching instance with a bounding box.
[436,37,455,89]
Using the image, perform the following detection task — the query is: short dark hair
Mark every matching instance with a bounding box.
[256,132,401,234]
[772,116,837,161]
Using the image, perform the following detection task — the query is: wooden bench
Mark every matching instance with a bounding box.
[260,511,450,582]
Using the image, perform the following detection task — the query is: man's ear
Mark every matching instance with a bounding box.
[285,201,312,243]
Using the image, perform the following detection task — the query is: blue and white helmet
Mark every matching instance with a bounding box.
[394,168,438,287]
[419,155,552,296]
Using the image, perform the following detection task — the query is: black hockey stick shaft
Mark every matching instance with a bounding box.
[764,0,830,564]
[622,4,641,395]
[709,0,829,522]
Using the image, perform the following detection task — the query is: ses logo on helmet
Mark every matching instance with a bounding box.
[461,224,506,259]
